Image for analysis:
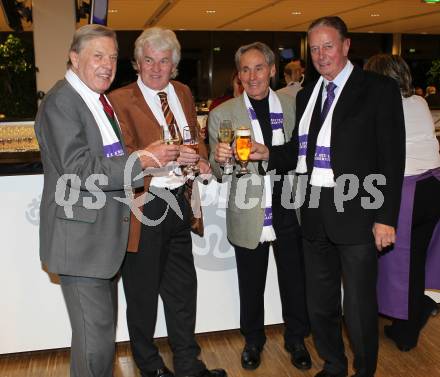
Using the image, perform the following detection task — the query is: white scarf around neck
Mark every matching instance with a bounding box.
[243,89,285,243]
[65,69,124,157]
[296,63,353,187]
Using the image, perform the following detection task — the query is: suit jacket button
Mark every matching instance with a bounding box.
[123,216,129,222]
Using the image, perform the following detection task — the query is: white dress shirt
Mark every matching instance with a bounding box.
[137,77,187,188]
[321,60,353,110]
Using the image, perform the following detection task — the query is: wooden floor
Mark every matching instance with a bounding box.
[2,316,440,377]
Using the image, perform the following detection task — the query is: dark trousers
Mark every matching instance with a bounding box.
[389,176,440,347]
[303,224,378,377]
[233,204,309,348]
[122,189,205,377]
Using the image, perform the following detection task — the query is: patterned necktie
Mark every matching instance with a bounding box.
[157,91,180,139]
[99,94,121,141]
[321,82,337,123]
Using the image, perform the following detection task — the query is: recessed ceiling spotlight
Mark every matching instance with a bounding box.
[244,28,252,31]
[108,9,118,13]
[291,11,302,15]
[206,10,216,14]
[370,13,380,17]
[368,30,375,33]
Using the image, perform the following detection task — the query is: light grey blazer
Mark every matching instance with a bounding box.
[34,80,143,279]
[208,92,296,249]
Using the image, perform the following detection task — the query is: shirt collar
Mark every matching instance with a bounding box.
[136,75,171,97]
[323,60,353,89]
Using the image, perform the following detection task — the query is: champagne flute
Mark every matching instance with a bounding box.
[161,123,182,145]
[182,126,200,175]
[161,124,182,176]
[235,126,252,176]
[218,120,235,175]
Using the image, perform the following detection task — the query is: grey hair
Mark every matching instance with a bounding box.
[133,27,181,79]
[234,42,275,70]
[67,24,117,68]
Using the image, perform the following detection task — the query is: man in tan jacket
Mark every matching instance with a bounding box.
[109,28,225,377]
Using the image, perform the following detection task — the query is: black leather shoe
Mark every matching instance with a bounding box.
[384,325,414,352]
[315,370,347,377]
[185,368,227,377]
[142,366,174,377]
[241,345,261,370]
[285,342,311,370]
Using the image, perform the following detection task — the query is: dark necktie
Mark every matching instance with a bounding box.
[157,91,180,140]
[321,82,337,123]
[99,94,121,141]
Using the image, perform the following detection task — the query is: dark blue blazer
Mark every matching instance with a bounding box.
[269,65,406,244]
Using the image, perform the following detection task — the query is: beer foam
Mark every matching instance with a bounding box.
[236,128,251,137]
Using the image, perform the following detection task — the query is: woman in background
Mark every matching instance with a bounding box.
[365,54,440,352]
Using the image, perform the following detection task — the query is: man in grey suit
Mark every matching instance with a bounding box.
[34,25,173,377]
[208,42,310,372]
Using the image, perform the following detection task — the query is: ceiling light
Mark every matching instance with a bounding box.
[108,9,118,13]
[291,11,302,15]
[244,28,252,31]
[370,13,380,17]
[368,30,375,33]
[206,10,216,14]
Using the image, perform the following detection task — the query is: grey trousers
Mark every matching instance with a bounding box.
[60,275,117,377]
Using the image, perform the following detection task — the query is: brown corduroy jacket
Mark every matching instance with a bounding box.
[109,80,207,252]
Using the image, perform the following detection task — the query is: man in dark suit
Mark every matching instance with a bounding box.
[250,17,405,377]
[109,27,225,377]
[34,25,154,377]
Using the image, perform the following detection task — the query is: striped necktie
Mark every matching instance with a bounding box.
[157,91,180,139]
[99,94,121,141]
[321,82,337,124]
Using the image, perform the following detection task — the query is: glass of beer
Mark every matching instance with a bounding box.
[218,120,235,174]
[182,126,200,175]
[235,126,252,175]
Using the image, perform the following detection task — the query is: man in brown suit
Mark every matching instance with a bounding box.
[109,28,226,377]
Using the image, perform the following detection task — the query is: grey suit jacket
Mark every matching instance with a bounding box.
[208,92,296,249]
[34,79,143,278]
